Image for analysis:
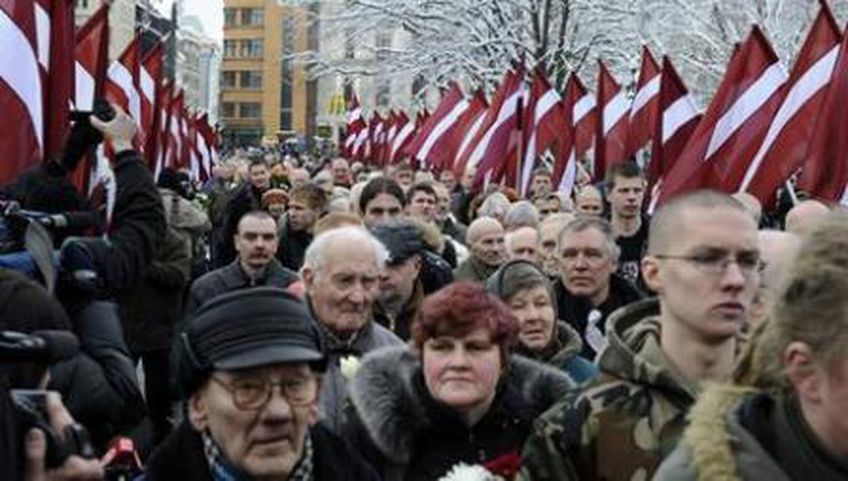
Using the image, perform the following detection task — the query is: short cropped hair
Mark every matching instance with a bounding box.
[407,181,438,204]
[289,182,329,213]
[605,160,643,190]
[647,190,747,254]
[302,226,388,277]
[558,217,620,263]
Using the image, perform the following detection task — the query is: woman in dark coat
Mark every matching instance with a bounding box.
[344,281,575,480]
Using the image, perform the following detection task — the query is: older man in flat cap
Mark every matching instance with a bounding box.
[144,287,378,481]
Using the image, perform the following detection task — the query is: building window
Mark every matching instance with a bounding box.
[224,8,237,27]
[240,71,262,89]
[221,102,236,118]
[242,8,263,27]
[241,39,263,58]
[220,71,236,89]
[240,102,262,119]
[223,40,237,58]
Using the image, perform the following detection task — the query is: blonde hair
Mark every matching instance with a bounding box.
[735,211,848,389]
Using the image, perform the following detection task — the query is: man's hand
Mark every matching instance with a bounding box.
[89,104,136,155]
[24,392,103,481]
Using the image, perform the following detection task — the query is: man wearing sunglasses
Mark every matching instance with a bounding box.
[142,287,378,481]
[521,190,761,481]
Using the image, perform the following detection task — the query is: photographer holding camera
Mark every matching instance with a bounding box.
[0,269,102,480]
[2,104,166,457]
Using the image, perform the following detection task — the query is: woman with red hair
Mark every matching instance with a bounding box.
[343,282,575,480]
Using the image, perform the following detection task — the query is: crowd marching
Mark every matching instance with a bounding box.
[4,0,848,480]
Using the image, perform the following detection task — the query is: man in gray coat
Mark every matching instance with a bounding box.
[301,226,403,432]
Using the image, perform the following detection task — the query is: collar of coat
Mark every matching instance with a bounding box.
[348,346,575,464]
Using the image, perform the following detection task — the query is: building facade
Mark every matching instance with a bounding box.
[220,0,314,147]
[75,0,138,60]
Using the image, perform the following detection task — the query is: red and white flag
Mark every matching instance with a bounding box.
[165,89,184,169]
[71,2,109,192]
[798,19,848,204]
[37,0,74,161]
[648,56,702,185]
[455,69,525,190]
[521,68,569,197]
[405,82,469,169]
[626,47,661,159]
[658,26,788,205]
[343,94,365,158]
[449,91,489,176]
[740,4,841,204]
[389,111,415,165]
[141,42,165,170]
[105,36,144,148]
[153,81,173,179]
[595,61,630,179]
[565,75,596,162]
[196,112,218,181]
[0,0,44,184]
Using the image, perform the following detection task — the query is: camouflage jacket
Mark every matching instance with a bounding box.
[518,298,700,481]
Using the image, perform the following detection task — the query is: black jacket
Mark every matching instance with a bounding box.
[343,347,575,481]
[553,273,644,359]
[49,300,146,449]
[214,183,263,268]
[143,421,380,481]
[81,150,166,297]
[184,258,299,319]
[276,220,313,272]
[120,226,191,352]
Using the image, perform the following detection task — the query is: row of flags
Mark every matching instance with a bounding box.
[1,0,219,195]
[343,1,848,207]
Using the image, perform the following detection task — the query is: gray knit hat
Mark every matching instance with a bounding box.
[485,259,557,312]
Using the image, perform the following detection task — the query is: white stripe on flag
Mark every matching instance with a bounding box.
[140,67,155,105]
[557,149,577,196]
[0,9,43,149]
[468,88,523,169]
[417,99,469,164]
[35,4,49,71]
[573,94,595,124]
[455,112,487,168]
[198,133,211,178]
[346,107,361,124]
[739,46,839,191]
[603,91,629,136]
[521,89,561,196]
[108,62,143,126]
[662,94,700,143]
[75,61,95,110]
[705,62,788,160]
[391,121,415,159]
[630,75,660,119]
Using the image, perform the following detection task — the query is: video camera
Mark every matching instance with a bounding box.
[1,330,96,469]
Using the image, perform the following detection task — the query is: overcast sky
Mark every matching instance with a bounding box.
[153,0,223,41]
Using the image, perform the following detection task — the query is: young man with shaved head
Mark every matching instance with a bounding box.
[520,190,762,481]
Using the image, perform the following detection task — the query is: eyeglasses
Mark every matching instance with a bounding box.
[654,250,765,277]
[210,375,318,410]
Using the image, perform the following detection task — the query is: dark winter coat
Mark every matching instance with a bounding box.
[214,183,263,268]
[49,300,146,449]
[514,321,598,386]
[276,219,313,272]
[80,150,166,296]
[343,346,576,481]
[553,273,644,359]
[454,255,500,284]
[120,226,191,352]
[142,421,380,481]
[184,258,299,319]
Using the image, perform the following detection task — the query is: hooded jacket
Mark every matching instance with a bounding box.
[519,298,699,481]
[655,385,848,481]
[514,321,598,386]
[344,346,575,481]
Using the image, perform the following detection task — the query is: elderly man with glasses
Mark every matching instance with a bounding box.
[142,287,379,481]
[520,190,763,481]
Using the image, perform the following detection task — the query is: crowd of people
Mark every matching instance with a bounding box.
[1,104,847,480]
